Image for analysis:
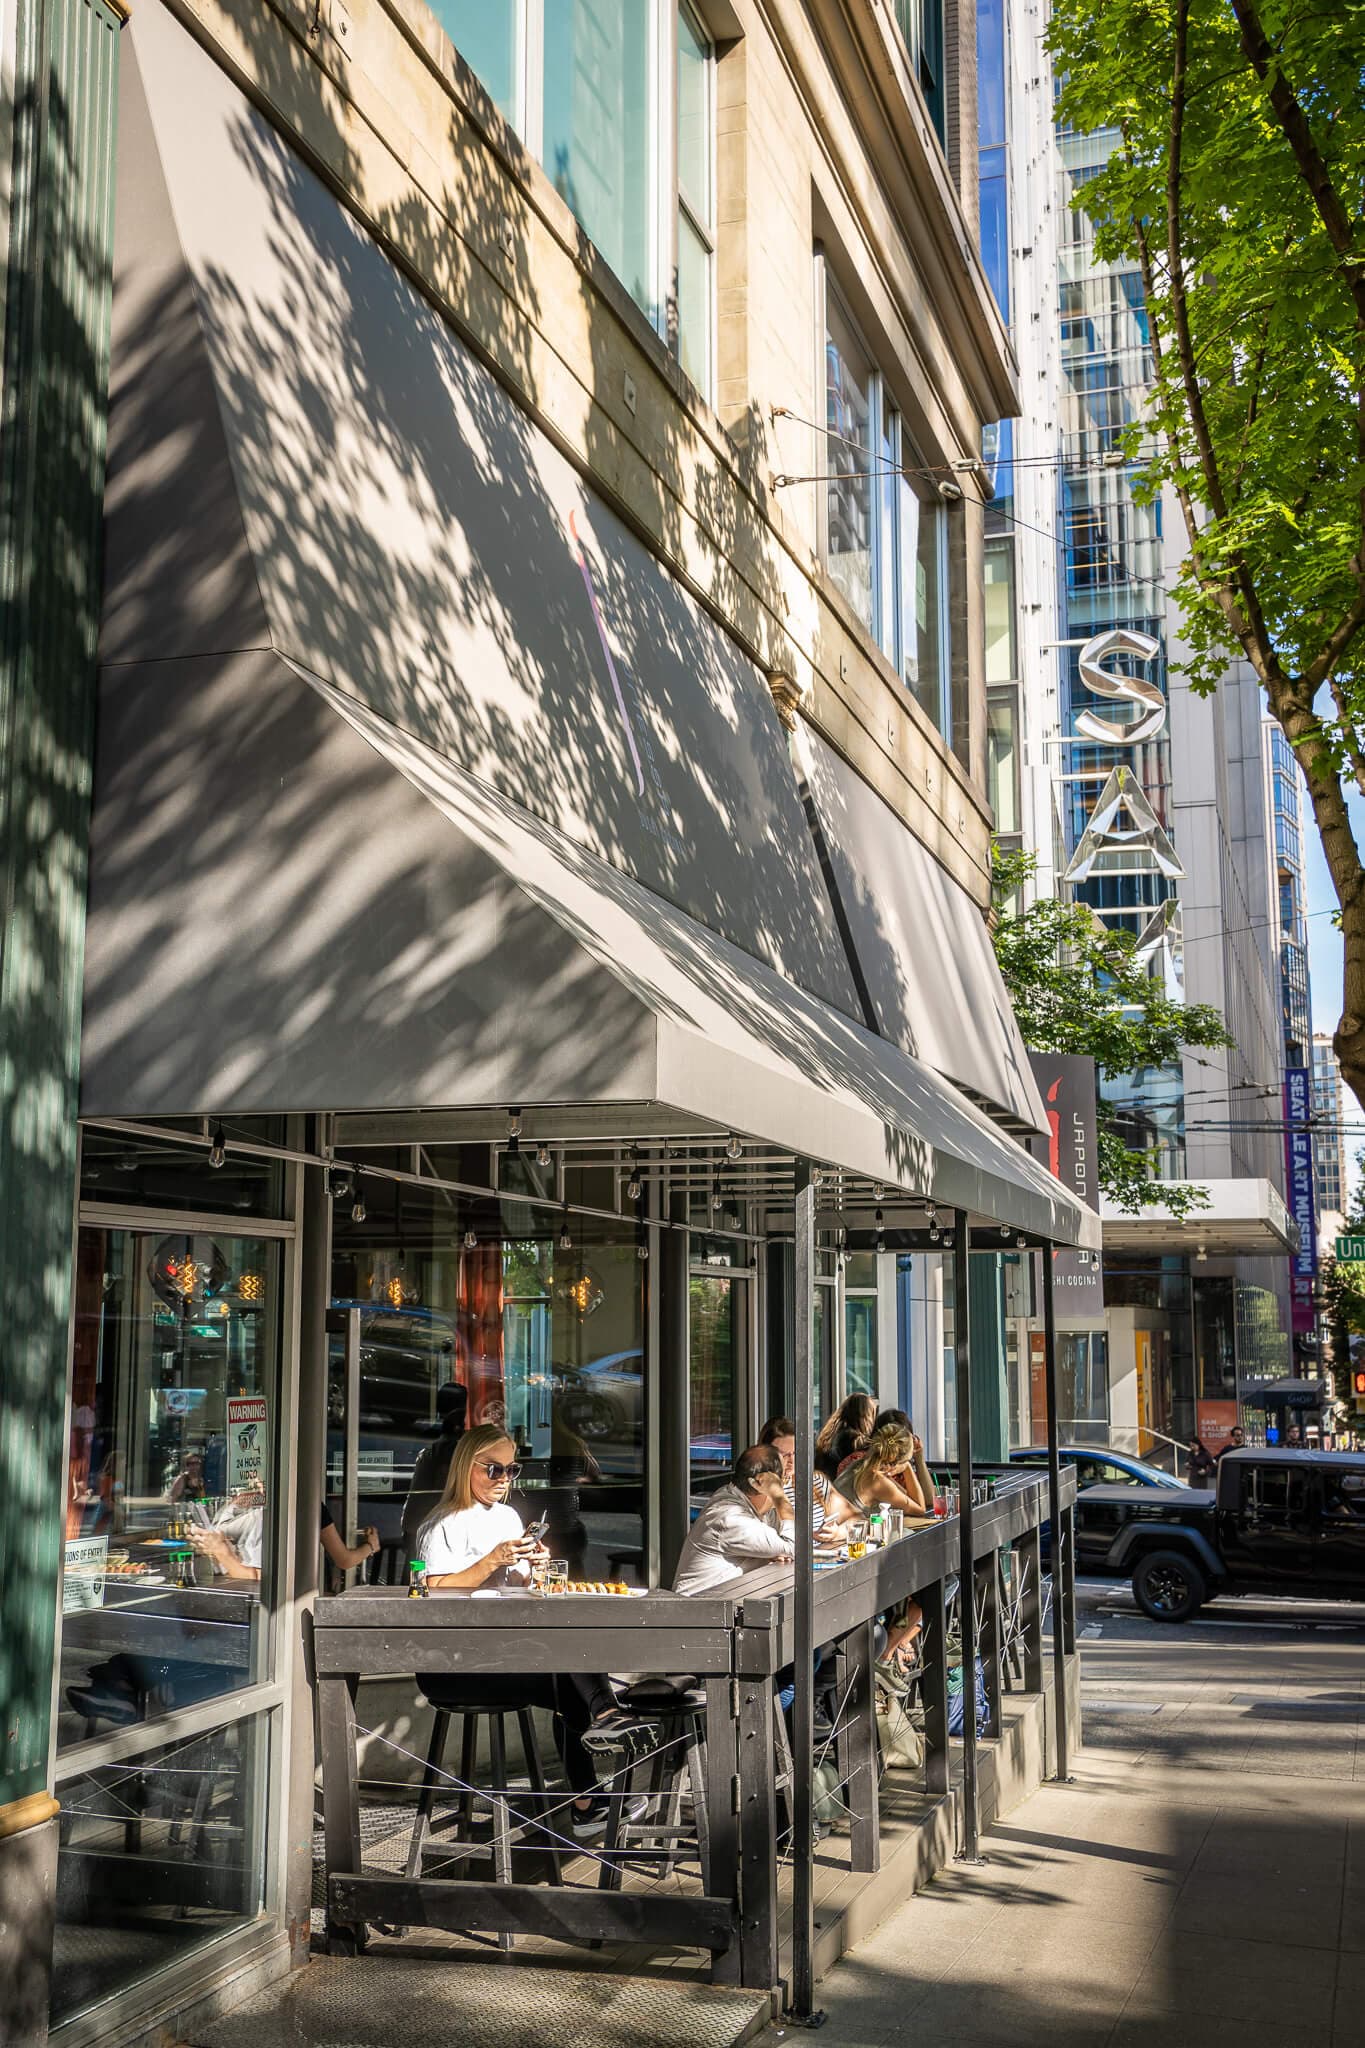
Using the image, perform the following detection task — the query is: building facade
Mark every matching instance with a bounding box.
[0,1,1097,2040]
[957,6,1296,1465]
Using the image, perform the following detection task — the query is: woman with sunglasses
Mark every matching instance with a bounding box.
[417,1424,646,1838]
[419,1424,542,1589]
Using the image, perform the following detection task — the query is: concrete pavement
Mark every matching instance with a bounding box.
[758,1584,1365,2046]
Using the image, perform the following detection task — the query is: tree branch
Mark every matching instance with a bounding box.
[1229,0,1365,326]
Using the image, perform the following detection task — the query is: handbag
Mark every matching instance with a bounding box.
[875,1678,926,1769]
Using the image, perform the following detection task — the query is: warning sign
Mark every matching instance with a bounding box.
[63,1535,108,1613]
[227,1395,268,1494]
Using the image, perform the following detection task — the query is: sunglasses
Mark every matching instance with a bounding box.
[478,1459,521,1482]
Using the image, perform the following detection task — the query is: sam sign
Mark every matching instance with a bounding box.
[227,1394,268,1494]
[1028,1052,1105,1314]
[1284,1066,1318,1335]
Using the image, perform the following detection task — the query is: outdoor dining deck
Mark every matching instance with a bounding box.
[312,1466,1077,1996]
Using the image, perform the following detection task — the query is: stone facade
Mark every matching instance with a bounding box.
[156,0,1012,902]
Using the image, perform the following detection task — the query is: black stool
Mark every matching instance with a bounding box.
[596,1680,710,1904]
[406,1693,564,1948]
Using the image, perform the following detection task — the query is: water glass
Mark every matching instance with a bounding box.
[547,1559,568,1592]
[845,1520,868,1561]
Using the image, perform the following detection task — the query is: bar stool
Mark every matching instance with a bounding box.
[405,1693,564,1949]
[595,1680,711,1903]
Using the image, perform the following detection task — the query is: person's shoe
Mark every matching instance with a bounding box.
[570,1793,649,1839]
[581,1711,660,1764]
[874,1656,911,1696]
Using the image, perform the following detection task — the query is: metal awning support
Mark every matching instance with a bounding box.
[1042,1257,1071,1782]
[788,1162,819,2021]
[954,1212,981,1862]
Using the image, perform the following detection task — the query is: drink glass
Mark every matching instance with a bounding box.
[888,1508,905,1542]
[530,1556,550,1594]
[846,1520,867,1562]
[932,1494,946,1519]
[547,1560,568,1594]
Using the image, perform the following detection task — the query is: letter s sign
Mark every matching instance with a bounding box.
[1073,627,1164,746]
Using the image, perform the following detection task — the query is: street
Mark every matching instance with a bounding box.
[759,1578,1365,2046]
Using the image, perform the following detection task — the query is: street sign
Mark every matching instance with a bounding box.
[1338,1236,1365,1262]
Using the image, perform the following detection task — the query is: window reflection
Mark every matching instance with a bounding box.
[51,1715,268,2026]
[59,1230,278,1751]
[329,1176,645,1581]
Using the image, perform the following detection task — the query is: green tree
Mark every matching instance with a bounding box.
[992,846,1231,1215]
[1047,0,1365,1105]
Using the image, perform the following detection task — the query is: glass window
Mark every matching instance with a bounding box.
[894,0,946,143]
[984,543,1015,683]
[988,689,1020,835]
[51,1712,270,2028]
[845,1296,877,1400]
[901,467,946,727]
[676,4,713,393]
[434,0,521,123]
[824,291,875,629]
[329,1176,645,1581]
[543,0,656,322]
[677,210,712,393]
[80,1124,288,1218]
[59,1229,282,1753]
[690,1270,748,1491]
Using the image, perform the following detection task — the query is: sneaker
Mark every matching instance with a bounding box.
[570,1793,649,1839]
[581,1712,660,1764]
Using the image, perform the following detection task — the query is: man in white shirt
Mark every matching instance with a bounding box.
[673,1446,794,1596]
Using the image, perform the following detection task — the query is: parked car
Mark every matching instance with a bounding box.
[555,1349,643,1441]
[1079,1447,1365,1621]
[1011,1444,1187,1567]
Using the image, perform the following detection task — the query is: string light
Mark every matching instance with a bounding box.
[208,1124,226,1169]
[351,1191,366,1223]
[536,1143,553,1168]
[626,1146,642,1202]
[726,1134,743,1162]
[875,1206,885,1255]
[463,1228,478,1250]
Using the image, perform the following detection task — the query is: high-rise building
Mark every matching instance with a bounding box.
[1312,1034,1350,1225]
[984,7,1297,1457]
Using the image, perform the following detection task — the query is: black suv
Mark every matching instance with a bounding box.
[1079,1448,1365,1622]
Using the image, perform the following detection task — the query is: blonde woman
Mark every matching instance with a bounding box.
[417,1425,646,1838]
[833,1423,930,1688]
[833,1423,930,1518]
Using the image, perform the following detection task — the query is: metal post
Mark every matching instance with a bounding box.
[789,1163,820,2020]
[658,1191,691,1586]
[1042,1254,1072,1781]
[953,1211,982,1861]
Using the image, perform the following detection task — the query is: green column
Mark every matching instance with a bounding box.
[968,1252,1009,1464]
[0,0,121,1822]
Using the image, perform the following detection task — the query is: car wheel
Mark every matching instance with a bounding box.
[1132,1549,1206,1624]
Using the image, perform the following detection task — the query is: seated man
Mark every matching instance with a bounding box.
[673,1445,793,1596]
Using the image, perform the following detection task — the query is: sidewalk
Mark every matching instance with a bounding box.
[762,1604,1364,2046]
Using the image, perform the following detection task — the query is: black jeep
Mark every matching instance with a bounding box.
[1078,1447,1365,1622]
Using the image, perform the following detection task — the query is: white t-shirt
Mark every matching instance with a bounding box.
[421,1501,527,1583]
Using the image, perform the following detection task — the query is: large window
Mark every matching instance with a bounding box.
[894,0,946,144]
[59,1226,284,1754]
[820,271,952,733]
[431,1,715,397]
[327,1159,646,1581]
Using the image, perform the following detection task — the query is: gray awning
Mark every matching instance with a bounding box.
[81,648,1087,1240]
[799,730,1047,1134]
[104,0,862,1022]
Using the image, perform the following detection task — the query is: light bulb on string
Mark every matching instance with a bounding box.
[711,1175,724,1213]
[536,1143,552,1168]
[464,1229,478,1250]
[208,1124,226,1169]
[726,1134,743,1162]
[875,1206,885,1255]
[351,1192,366,1224]
[626,1145,642,1202]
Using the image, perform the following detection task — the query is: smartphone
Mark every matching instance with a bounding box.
[522,1517,549,1543]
